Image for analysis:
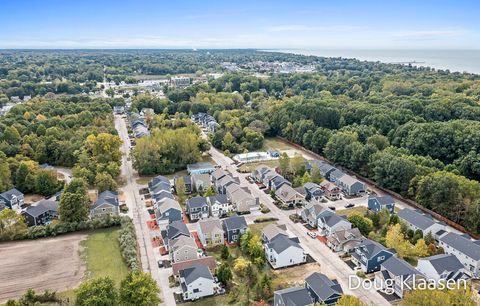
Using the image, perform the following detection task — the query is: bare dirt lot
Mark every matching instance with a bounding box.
[0,233,87,303]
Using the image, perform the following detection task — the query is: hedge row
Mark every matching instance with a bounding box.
[118,216,140,271]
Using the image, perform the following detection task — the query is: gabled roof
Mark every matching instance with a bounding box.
[186,196,208,209]
[24,200,58,217]
[217,175,238,187]
[337,174,363,187]
[330,169,345,179]
[223,215,247,231]
[275,287,313,306]
[319,181,339,192]
[397,208,440,231]
[439,232,480,261]
[149,175,170,188]
[328,228,362,244]
[166,221,190,240]
[381,256,421,278]
[211,168,229,181]
[419,254,464,275]
[172,256,216,276]
[152,190,174,201]
[323,214,349,228]
[275,184,302,202]
[305,272,343,302]
[369,195,395,205]
[0,188,23,200]
[150,183,170,194]
[355,239,394,260]
[262,223,288,241]
[207,194,228,206]
[198,218,223,234]
[304,182,321,192]
[158,198,181,213]
[267,235,302,254]
[179,264,213,285]
[92,190,118,209]
[191,173,211,182]
[170,235,198,252]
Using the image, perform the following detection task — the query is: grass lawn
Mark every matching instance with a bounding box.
[249,221,276,236]
[262,137,297,151]
[80,227,129,286]
[183,295,230,306]
[337,206,368,218]
[239,160,280,173]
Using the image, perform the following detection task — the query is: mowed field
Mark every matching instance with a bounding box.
[0,233,87,303]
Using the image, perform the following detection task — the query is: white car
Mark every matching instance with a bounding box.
[307,231,317,239]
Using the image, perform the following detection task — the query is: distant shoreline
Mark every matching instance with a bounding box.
[264,49,480,75]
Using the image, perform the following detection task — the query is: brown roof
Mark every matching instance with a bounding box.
[172,256,217,276]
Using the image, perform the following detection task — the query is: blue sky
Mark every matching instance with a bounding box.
[1,0,479,49]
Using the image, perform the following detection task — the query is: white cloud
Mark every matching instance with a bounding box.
[266,24,364,32]
[393,30,466,40]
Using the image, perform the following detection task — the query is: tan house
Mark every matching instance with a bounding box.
[197,218,224,246]
[226,184,259,213]
[275,184,305,207]
[169,235,199,263]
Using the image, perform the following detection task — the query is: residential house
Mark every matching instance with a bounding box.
[397,208,446,239]
[375,256,425,298]
[329,169,345,183]
[368,195,395,213]
[262,170,282,190]
[319,181,341,200]
[270,175,292,191]
[206,194,229,218]
[304,272,343,305]
[152,190,174,204]
[22,200,59,226]
[179,264,215,301]
[326,228,364,254]
[317,211,351,236]
[438,232,480,277]
[197,218,224,247]
[251,165,270,183]
[226,184,259,213]
[90,191,119,218]
[261,223,288,243]
[303,182,323,201]
[187,162,216,175]
[155,198,182,225]
[266,235,307,269]
[191,173,212,192]
[300,202,325,228]
[274,287,313,306]
[172,256,216,278]
[417,254,468,282]
[335,175,366,196]
[0,188,24,211]
[174,176,192,194]
[215,175,239,194]
[149,183,171,197]
[222,215,248,243]
[162,221,190,251]
[186,196,209,221]
[211,168,229,183]
[169,235,199,263]
[275,184,305,207]
[149,175,170,189]
[352,239,396,273]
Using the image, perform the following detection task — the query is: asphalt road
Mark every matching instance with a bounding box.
[207,145,389,306]
[114,115,175,306]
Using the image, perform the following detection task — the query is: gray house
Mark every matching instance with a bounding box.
[375,256,425,298]
[90,191,119,218]
[368,195,395,213]
[303,182,323,201]
[22,200,59,226]
[261,223,288,243]
[438,232,480,277]
[155,198,182,224]
[191,173,212,192]
[0,188,24,211]
[352,239,396,273]
[335,175,366,196]
[222,215,248,243]
[162,221,190,251]
[304,272,343,305]
[186,196,209,221]
[397,208,446,239]
[274,287,313,306]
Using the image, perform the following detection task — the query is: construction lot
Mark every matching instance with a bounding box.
[0,233,87,303]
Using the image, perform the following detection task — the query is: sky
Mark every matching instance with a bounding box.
[0,0,479,49]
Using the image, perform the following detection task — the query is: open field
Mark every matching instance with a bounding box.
[270,262,322,289]
[262,137,298,151]
[336,206,369,218]
[183,294,230,306]
[249,221,276,236]
[0,233,87,303]
[238,160,280,173]
[80,228,129,286]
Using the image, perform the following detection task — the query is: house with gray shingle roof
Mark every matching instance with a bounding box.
[275,184,305,207]
[304,272,342,305]
[261,223,288,243]
[162,220,190,251]
[329,169,345,183]
[211,168,229,183]
[417,254,468,282]
[207,194,229,218]
[222,215,247,243]
[155,198,182,225]
[303,182,323,201]
[438,232,480,277]
[0,188,24,211]
[215,175,239,194]
[148,175,170,189]
[317,211,351,236]
[266,235,306,269]
[397,208,446,239]
[169,235,199,263]
[368,195,395,213]
[352,239,396,273]
[191,173,212,192]
[274,287,313,306]
[300,202,326,228]
[326,227,363,254]
[90,191,119,218]
[186,196,209,221]
[335,174,366,196]
[179,264,215,301]
[22,199,59,226]
[197,218,224,247]
[375,256,425,298]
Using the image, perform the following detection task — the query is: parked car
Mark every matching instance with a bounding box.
[345,203,355,208]
[328,206,336,211]
[157,260,164,268]
[307,231,317,239]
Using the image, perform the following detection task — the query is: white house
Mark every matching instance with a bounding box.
[438,232,480,277]
[266,235,307,269]
[317,211,351,236]
[207,195,230,218]
[417,254,468,282]
[397,208,446,239]
[179,264,215,301]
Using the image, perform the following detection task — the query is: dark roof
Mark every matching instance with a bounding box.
[152,191,174,201]
[321,214,349,227]
[92,191,118,209]
[397,208,439,230]
[223,215,247,231]
[0,188,23,200]
[381,256,420,277]
[275,287,313,306]
[421,254,464,274]
[371,195,395,205]
[186,196,208,209]
[207,194,228,205]
[166,221,190,240]
[267,235,302,254]
[23,200,58,217]
[440,232,480,261]
[179,264,213,285]
[149,175,170,187]
[305,272,343,301]
[355,239,394,260]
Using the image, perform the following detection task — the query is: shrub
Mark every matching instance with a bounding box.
[118,217,140,271]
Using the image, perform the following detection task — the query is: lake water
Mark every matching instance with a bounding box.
[269,49,480,75]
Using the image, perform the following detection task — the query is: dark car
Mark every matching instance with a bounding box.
[345,203,355,208]
[328,206,336,211]
[157,260,164,268]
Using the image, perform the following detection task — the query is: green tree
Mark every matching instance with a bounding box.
[216,263,233,286]
[95,172,118,192]
[119,271,160,306]
[15,163,31,193]
[220,245,230,260]
[34,170,61,196]
[203,185,217,197]
[336,295,366,306]
[278,153,290,176]
[0,208,27,240]
[348,214,373,236]
[310,164,322,184]
[75,277,118,306]
[0,152,12,192]
[59,191,89,223]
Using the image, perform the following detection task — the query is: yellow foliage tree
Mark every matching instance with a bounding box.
[233,258,250,277]
[414,239,429,257]
[402,288,478,306]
